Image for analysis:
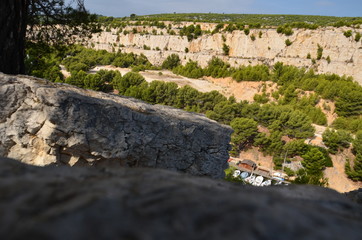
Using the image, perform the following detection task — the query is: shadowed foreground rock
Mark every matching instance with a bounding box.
[0,73,232,178]
[0,157,361,240]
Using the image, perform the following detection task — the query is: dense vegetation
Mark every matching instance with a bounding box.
[98,13,362,29]
[179,24,202,41]
[345,131,362,181]
[170,56,361,122]
[61,45,154,73]
[26,43,362,184]
[25,42,66,82]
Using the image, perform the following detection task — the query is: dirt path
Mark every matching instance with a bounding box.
[324,151,362,192]
[60,65,71,78]
[88,66,277,101]
[205,77,278,102]
[89,66,225,93]
[316,99,338,126]
[67,65,278,102]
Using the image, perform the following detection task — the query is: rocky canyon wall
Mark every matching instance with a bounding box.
[0,73,232,178]
[88,24,362,84]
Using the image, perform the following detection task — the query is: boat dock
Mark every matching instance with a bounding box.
[229,158,290,185]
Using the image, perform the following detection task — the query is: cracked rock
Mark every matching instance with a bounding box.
[0,73,232,178]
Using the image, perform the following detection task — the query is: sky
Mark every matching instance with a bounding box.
[81,0,362,18]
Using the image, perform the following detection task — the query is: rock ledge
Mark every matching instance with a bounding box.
[0,73,232,178]
[0,157,361,240]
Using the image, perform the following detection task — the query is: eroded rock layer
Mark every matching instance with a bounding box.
[0,73,232,178]
[90,25,362,84]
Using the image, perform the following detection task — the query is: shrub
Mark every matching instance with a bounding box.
[222,44,230,55]
[355,32,361,42]
[68,62,89,73]
[230,117,259,152]
[345,155,362,181]
[212,23,224,34]
[180,24,202,41]
[172,60,204,79]
[277,25,294,36]
[344,30,352,38]
[322,128,352,154]
[253,93,269,103]
[225,24,237,33]
[317,44,323,60]
[143,45,151,50]
[283,27,294,36]
[285,39,292,46]
[116,72,146,94]
[204,57,231,78]
[161,54,181,70]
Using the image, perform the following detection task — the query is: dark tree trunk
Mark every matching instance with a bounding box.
[0,0,28,74]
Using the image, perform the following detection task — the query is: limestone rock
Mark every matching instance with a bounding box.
[90,25,362,85]
[0,73,232,178]
[0,157,361,240]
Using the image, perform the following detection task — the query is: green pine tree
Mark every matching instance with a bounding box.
[302,148,326,175]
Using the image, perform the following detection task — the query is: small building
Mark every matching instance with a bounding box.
[237,159,257,171]
[256,166,272,177]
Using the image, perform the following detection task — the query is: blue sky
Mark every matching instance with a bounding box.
[82,0,362,17]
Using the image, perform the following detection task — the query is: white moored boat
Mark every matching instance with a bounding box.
[253,176,264,186]
[233,170,241,178]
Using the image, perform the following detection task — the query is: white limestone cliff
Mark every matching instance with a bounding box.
[88,24,362,84]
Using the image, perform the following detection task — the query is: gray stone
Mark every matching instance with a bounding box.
[0,73,232,178]
[345,188,362,204]
[0,157,361,240]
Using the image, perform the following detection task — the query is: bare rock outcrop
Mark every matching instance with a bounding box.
[0,156,361,239]
[0,73,232,178]
[90,25,362,84]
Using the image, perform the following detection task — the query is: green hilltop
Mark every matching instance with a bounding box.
[99,13,362,27]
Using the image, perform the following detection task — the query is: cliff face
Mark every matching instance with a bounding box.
[0,73,232,178]
[0,156,361,239]
[89,24,362,84]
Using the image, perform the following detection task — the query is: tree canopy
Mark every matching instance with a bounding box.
[0,0,95,74]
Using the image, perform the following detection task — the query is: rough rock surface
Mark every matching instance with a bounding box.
[0,157,361,240]
[345,188,362,204]
[0,73,232,178]
[90,24,362,84]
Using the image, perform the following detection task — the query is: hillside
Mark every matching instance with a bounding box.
[130,13,362,26]
[87,22,362,84]
[24,15,362,191]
